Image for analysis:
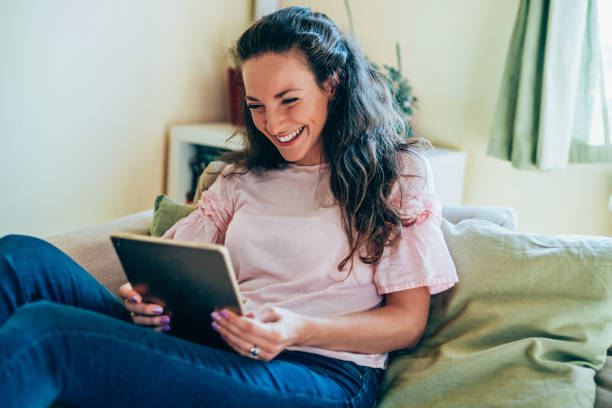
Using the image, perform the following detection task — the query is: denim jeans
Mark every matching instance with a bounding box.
[0,234,381,408]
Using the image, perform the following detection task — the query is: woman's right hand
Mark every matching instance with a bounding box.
[118,282,171,333]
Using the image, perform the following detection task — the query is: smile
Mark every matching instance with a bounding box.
[275,126,305,143]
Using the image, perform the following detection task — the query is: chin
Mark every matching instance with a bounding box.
[280,153,304,163]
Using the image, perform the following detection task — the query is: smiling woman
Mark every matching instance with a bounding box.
[0,6,458,408]
[242,49,333,166]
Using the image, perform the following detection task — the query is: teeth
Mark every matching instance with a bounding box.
[277,126,304,143]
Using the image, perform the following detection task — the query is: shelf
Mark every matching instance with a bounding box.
[167,123,466,205]
[167,123,241,203]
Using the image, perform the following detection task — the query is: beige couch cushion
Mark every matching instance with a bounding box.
[46,209,153,298]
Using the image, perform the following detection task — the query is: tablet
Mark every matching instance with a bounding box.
[110,232,244,349]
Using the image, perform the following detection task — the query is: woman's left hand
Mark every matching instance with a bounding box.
[210,307,307,362]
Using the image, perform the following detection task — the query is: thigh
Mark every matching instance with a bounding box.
[0,234,130,325]
[0,301,379,408]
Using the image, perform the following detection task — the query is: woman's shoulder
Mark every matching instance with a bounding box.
[389,148,436,200]
[200,162,246,197]
[212,161,243,176]
[391,149,440,222]
[205,162,248,184]
[396,149,431,179]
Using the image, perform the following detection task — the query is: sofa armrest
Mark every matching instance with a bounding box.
[442,205,517,231]
[46,209,153,298]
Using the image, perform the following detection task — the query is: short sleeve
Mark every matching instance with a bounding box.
[161,166,237,245]
[373,152,458,295]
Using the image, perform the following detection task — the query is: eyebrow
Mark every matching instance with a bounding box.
[245,88,303,102]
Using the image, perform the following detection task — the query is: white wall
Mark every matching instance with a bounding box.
[1,0,610,238]
[280,0,612,236]
[0,0,250,237]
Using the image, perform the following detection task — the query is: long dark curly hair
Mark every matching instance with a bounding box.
[220,6,430,273]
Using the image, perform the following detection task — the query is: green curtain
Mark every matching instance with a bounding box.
[488,0,612,170]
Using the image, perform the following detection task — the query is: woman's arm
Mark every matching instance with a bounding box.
[300,286,430,354]
[211,286,430,360]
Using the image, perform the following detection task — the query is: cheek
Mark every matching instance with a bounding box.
[250,113,276,144]
[317,105,329,124]
[307,99,330,127]
[295,104,325,127]
[251,112,267,133]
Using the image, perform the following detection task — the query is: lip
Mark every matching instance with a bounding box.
[275,126,305,146]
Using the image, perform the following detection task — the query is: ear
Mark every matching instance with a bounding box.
[323,71,340,100]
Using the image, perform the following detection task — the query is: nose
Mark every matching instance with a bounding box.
[265,110,286,136]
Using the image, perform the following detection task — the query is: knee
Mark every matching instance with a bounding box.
[8,301,69,333]
[8,300,120,337]
[0,234,53,255]
[0,234,65,267]
[1,234,45,244]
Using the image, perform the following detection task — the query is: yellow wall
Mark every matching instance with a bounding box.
[0,1,250,237]
[1,0,610,237]
[280,0,612,235]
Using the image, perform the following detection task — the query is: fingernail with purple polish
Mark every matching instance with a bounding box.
[162,325,171,332]
[160,317,170,324]
[153,307,163,315]
[131,296,139,303]
[211,312,221,321]
[211,322,220,331]
[219,310,229,319]
[221,335,228,342]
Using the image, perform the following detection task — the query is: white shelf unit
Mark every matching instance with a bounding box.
[167,123,241,203]
[167,122,467,205]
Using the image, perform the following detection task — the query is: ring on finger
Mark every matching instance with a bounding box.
[249,345,260,359]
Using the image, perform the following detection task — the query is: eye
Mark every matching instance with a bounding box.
[247,104,263,110]
[282,98,299,105]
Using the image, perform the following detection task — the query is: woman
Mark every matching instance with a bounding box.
[0,7,457,408]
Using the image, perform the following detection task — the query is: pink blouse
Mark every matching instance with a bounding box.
[162,151,458,368]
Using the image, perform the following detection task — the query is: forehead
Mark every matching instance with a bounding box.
[241,50,317,97]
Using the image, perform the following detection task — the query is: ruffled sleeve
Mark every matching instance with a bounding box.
[373,152,458,295]
[161,166,237,245]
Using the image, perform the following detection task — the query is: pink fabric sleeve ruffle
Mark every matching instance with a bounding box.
[161,170,235,245]
[373,152,458,295]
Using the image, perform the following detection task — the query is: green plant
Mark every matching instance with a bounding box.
[344,0,417,137]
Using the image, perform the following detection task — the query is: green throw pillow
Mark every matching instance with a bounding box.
[150,195,195,237]
[378,219,612,408]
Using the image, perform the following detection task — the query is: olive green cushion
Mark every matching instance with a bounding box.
[150,195,195,237]
[378,219,612,408]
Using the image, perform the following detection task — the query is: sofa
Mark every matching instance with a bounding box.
[44,166,612,407]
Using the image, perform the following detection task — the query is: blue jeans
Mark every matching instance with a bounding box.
[0,235,381,408]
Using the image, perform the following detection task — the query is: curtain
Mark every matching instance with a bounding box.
[488,0,612,170]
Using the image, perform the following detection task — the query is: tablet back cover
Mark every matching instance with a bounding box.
[111,233,242,349]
